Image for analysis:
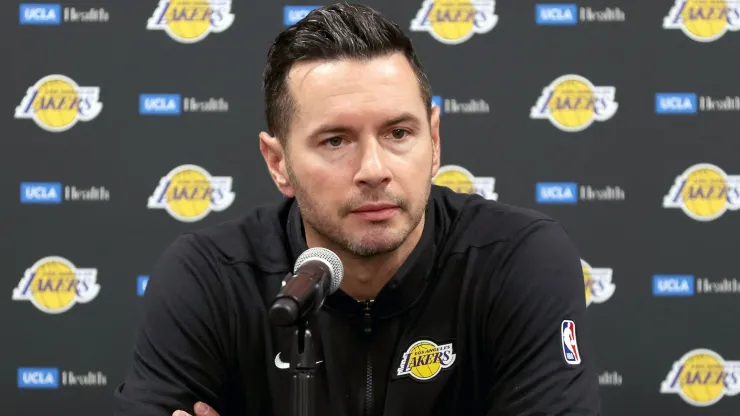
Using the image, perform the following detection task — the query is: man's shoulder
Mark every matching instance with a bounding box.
[169,198,293,274]
[431,185,560,255]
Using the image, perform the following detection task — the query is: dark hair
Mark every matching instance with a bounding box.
[262,3,432,146]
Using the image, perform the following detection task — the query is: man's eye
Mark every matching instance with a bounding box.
[391,129,408,140]
[326,137,343,147]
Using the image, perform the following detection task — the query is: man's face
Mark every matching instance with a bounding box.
[276,53,440,257]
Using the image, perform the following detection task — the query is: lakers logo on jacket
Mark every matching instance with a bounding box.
[397,340,456,381]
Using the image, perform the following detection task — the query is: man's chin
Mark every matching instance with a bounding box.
[345,242,403,257]
[342,229,407,257]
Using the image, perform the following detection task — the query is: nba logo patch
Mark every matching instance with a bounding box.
[561,320,581,365]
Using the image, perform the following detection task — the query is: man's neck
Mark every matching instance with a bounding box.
[304,216,425,301]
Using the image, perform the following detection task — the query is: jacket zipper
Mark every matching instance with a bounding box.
[363,300,374,416]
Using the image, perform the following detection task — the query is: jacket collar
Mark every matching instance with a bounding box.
[285,194,437,319]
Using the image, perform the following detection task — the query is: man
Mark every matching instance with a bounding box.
[114,3,601,416]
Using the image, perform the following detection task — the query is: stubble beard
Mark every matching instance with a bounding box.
[287,164,430,258]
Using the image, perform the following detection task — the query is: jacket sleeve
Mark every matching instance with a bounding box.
[484,220,602,415]
[113,233,232,416]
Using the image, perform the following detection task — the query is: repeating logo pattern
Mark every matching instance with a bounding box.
[10,1,740,414]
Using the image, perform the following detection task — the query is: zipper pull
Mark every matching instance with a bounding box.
[363,300,373,334]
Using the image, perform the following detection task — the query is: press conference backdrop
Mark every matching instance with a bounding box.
[6,0,740,415]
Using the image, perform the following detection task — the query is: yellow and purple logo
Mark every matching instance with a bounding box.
[15,74,102,132]
[410,0,498,45]
[661,349,740,406]
[530,74,618,132]
[12,256,100,314]
[147,0,234,43]
[663,0,740,42]
[147,164,235,222]
[663,163,740,221]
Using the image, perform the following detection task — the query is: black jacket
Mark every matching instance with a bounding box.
[113,185,602,415]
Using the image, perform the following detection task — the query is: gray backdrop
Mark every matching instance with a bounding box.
[7,0,740,415]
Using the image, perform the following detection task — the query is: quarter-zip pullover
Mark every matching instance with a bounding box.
[113,185,601,415]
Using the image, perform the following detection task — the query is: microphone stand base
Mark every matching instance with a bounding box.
[290,321,316,416]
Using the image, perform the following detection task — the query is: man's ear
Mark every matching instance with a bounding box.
[259,131,295,197]
[430,105,441,177]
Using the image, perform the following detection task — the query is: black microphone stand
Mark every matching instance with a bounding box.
[271,269,327,416]
[289,320,317,416]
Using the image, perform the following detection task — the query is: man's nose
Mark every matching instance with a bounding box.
[354,138,392,188]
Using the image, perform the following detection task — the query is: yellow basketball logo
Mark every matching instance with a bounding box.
[530,74,618,132]
[581,259,615,307]
[397,340,456,381]
[410,0,498,45]
[14,75,103,133]
[660,349,740,406]
[432,165,498,200]
[12,256,100,314]
[147,164,235,222]
[663,0,740,43]
[147,0,235,44]
[662,163,740,222]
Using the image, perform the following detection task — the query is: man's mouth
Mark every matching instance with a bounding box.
[350,203,399,221]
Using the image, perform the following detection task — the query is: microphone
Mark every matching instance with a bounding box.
[269,248,344,327]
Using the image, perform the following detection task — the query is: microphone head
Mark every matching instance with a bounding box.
[294,248,343,294]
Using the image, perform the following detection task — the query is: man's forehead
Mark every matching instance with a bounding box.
[286,55,425,125]
[288,54,418,98]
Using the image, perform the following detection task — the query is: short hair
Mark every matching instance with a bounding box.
[262,3,433,146]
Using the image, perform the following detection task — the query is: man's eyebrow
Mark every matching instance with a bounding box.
[380,113,422,129]
[309,113,421,138]
[308,124,353,139]
[307,113,424,139]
